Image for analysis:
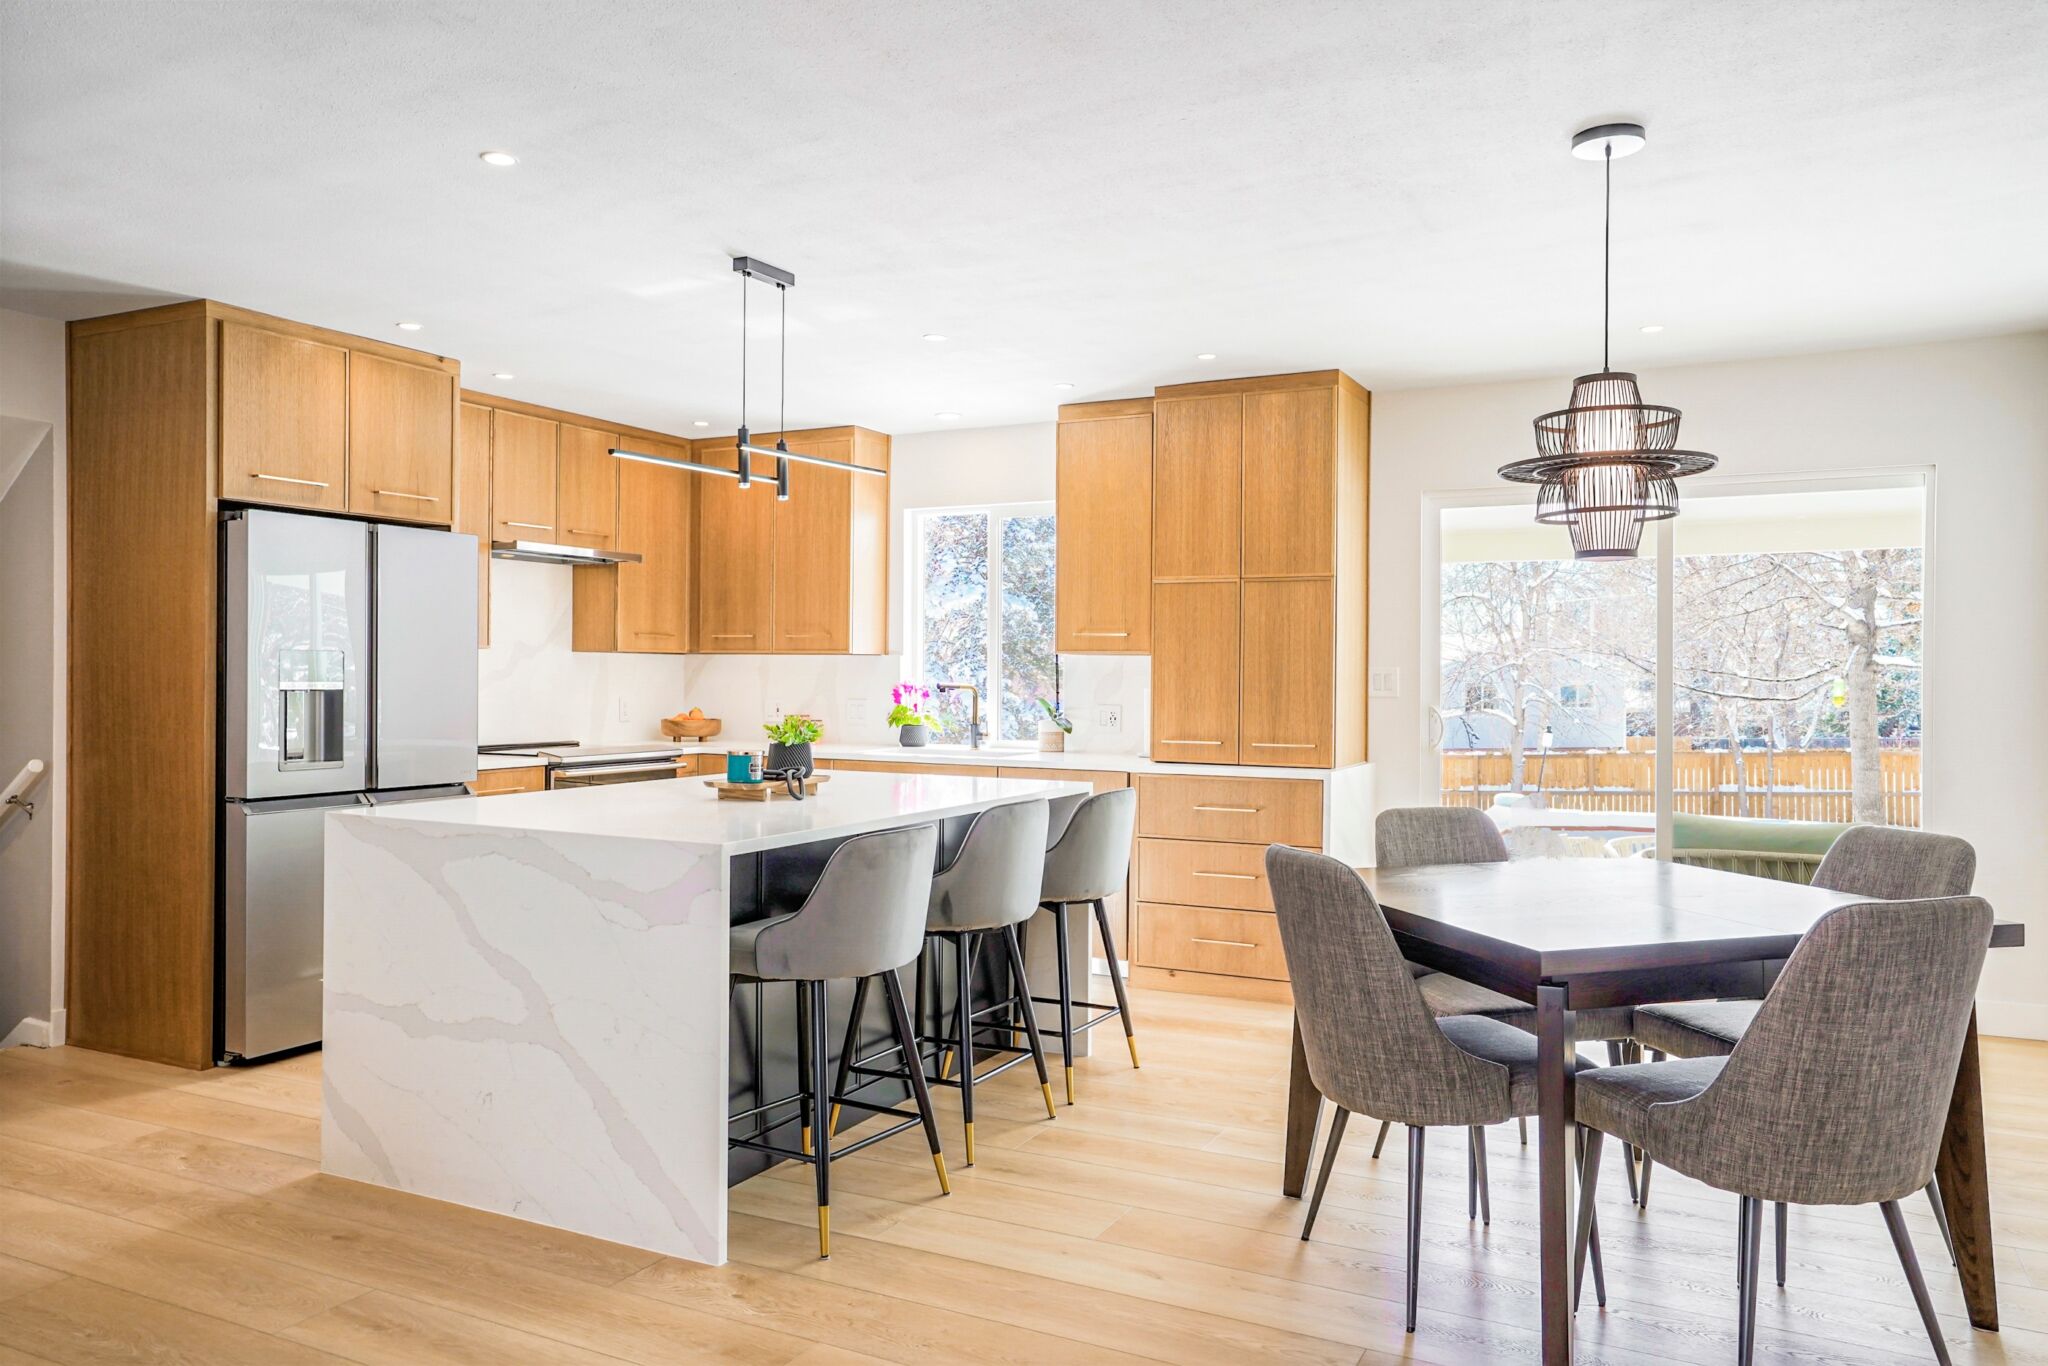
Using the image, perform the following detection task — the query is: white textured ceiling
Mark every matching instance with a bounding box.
[3,0,2045,436]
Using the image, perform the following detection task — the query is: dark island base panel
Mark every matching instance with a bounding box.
[725,818,1012,1185]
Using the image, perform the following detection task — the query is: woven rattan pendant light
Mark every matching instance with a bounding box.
[1499,123,1716,559]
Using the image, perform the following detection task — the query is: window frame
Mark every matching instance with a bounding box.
[905,500,1057,743]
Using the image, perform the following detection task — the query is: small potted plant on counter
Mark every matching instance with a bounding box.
[1037,697,1073,752]
[762,713,822,777]
[888,682,938,747]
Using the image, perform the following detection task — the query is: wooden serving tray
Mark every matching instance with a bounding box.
[704,774,830,802]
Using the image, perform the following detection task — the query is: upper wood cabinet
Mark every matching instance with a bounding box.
[490,409,558,542]
[455,401,493,647]
[575,435,691,654]
[1152,392,1242,580]
[218,322,347,512]
[1151,580,1239,764]
[1242,386,1335,578]
[1056,400,1152,652]
[692,438,777,653]
[348,353,456,525]
[555,424,619,549]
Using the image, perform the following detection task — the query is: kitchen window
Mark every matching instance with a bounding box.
[906,503,1057,743]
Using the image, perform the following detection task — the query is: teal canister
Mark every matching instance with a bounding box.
[726,749,764,784]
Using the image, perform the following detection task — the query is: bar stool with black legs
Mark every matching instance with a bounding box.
[1030,787,1139,1104]
[839,798,1058,1168]
[728,822,948,1259]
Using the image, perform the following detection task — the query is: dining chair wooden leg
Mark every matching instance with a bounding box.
[1738,1195,1763,1365]
[1405,1125,1427,1333]
[826,973,871,1138]
[1472,1125,1491,1226]
[1467,1127,1478,1220]
[1373,1119,1391,1159]
[1775,1201,1788,1287]
[1572,1125,1605,1310]
[878,967,950,1196]
[999,925,1058,1119]
[1301,1107,1349,1241]
[1925,1178,1958,1266]
[1882,1198,1955,1366]
[1518,1116,1528,1146]
[1636,1048,1665,1208]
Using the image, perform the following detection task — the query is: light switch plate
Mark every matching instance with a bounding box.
[616,697,629,721]
[847,699,869,725]
[1369,668,1401,698]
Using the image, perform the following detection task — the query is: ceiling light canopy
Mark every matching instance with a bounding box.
[1498,123,1716,559]
[478,150,518,167]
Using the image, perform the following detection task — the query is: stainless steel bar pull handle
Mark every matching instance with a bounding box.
[1161,738,1224,746]
[1192,804,1260,814]
[253,472,330,488]
[1192,937,1257,949]
[1075,630,1130,637]
[503,521,550,531]
[374,489,440,502]
[1194,871,1258,881]
[1250,742,1315,749]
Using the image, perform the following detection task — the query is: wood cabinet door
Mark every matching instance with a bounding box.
[555,424,619,549]
[489,409,557,540]
[1057,413,1152,651]
[347,352,455,524]
[772,435,854,652]
[1242,386,1335,577]
[1239,577,1333,768]
[1150,580,1239,764]
[218,321,347,511]
[615,438,690,652]
[1152,393,1241,579]
[693,439,776,651]
[456,401,492,646]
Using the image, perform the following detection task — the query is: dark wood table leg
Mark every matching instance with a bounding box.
[1283,1014,1322,1198]
[1537,984,1576,1365]
[1936,1009,1999,1331]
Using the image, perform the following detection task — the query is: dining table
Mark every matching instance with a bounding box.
[1277,857,2026,1365]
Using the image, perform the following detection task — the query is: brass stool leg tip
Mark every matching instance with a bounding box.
[932,1152,952,1195]
[1041,1081,1057,1119]
[1127,1035,1141,1069]
[1064,1065,1076,1105]
[817,1206,830,1259]
[827,1103,841,1134]
[964,1121,976,1167]
[800,1125,812,1156]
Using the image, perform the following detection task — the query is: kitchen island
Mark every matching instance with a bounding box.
[320,770,1088,1266]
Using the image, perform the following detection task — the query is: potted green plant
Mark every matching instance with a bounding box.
[887,682,938,747]
[1037,697,1073,752]
[762,714,822,777]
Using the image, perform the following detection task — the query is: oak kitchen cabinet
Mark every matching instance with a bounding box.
[555,423,619,550]
[489,408,559,542]
[574,434,692,653]
[1055,398,1152,652]
[691,438,777,653]
[347,351,457,524]
[1147,370,1369,771]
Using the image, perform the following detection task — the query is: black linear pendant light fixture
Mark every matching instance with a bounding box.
[1498,123,1716,559]
[611,256,885,497]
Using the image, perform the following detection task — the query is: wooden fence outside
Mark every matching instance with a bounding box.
[1440,747,1921,827]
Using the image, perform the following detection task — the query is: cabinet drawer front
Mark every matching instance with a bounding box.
[467,766,545,796]
[1138,838,1298,912]
[1134,774,1322,846]
[1136,903,1288,981]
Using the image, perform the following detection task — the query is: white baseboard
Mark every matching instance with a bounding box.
[0,1017,52,1049]
[48,1007,66,1046]
[1976,998,2048,1042]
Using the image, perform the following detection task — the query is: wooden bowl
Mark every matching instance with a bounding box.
[662,715,723,740]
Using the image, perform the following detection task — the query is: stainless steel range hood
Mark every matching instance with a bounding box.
[489,539,643,567]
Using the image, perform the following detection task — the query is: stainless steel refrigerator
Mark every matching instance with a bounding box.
[221,508,478,1061]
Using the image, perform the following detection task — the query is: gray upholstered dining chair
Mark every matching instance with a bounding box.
[1268,844,1601,1332]
[1572,895,1993,1366]
[1034,786,1141,1102]
[1630,825,1977,1265]
[728,822,946,1259]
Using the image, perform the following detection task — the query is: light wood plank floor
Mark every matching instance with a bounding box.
[3,983,2047,1364]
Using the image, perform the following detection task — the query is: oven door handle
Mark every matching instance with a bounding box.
[549,760,682,785]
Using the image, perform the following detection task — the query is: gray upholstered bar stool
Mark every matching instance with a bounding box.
[1269,845,1600,1332]
[840,798,1057,1169]
[728,822,948,1260]
[1573,895,1994,1366]
[1630,825,1977,1263]
[1031,787,1140,1104]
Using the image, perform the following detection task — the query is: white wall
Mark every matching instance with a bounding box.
[0,308,68,1048]
[1371,331,2048,1037]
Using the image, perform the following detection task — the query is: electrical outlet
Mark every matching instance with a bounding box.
[1370,668,1401,698]
[1096,704,1122,731]
[616,697,629,721]
[847,699,869,726]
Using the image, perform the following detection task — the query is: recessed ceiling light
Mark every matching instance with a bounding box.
[934,411,961,421]
[396,322,423,331]
[491,372,514,380]
[692,420,710,428]
[1195,353,1217,361]
[1052,382,1076,390]
[922,333,948,343]
[478,150,518,168]
[1639,324,1665,334]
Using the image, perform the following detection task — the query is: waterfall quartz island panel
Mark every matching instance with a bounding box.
[321,771,1088,1266]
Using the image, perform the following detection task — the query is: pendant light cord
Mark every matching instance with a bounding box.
[1603,142,1612,372]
